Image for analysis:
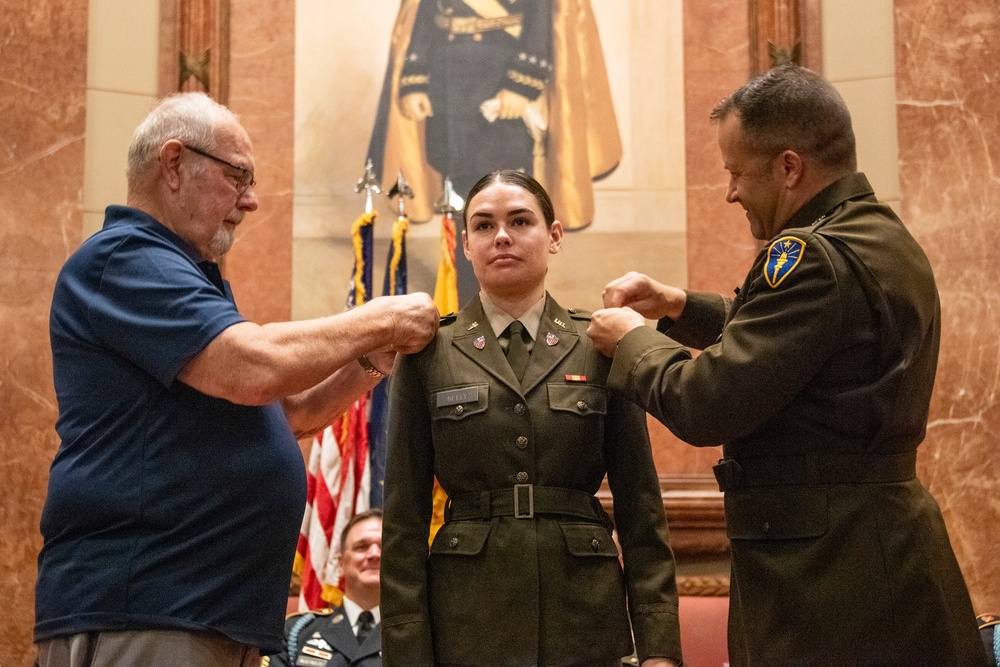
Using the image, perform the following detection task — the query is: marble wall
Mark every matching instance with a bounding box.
[1,1,88,664]
[895,0,1000,615]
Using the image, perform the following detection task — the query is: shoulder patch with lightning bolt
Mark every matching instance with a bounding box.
[764,236,806,288]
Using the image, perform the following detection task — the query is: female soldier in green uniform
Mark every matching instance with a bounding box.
[380,171,681,667]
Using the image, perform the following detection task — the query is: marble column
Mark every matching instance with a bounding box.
[895,0,1000,612]
[0,1,88,664]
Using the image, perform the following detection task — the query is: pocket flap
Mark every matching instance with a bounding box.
[559,523,619,557]
[429,521,492,556]
[725,486,828,540]
[547,384,607,416]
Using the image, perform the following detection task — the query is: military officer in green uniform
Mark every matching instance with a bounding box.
[381,170,682,666]
[588,64,986,666]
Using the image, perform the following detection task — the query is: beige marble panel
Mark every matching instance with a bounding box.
[88,0,161,94]
[895,0,1000,613]
[82,90,158,215]
[821,0,895,80]
[0,0,88,663]
[832,76,901,201]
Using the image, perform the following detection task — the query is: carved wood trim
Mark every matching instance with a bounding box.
[598,475,729,558]
[159,0,230,103]
[748,0,822,75]
[677,574,730,597]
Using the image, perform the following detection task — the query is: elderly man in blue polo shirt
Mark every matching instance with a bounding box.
[34,92,438,667]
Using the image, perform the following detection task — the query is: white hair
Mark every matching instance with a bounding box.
[126,92,239,185]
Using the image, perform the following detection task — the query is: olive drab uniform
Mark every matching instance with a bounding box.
[264,607,382,667]
[381,295,681,666]
[609,173,986,666]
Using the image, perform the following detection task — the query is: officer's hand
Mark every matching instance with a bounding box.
[400,92,433,121]
[370,292,439,354]
[495,88,529,119]
[587,307,646,357]
[602,271,686,321]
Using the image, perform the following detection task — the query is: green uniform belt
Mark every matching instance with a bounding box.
[445,485,609,525]
[714,451,917,492]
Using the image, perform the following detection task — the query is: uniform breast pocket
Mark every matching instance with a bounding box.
[431,384,489,422]
[547,383,608,417]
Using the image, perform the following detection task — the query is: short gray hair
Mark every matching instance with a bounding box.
[126,92,238,185]
[711,64,857,173]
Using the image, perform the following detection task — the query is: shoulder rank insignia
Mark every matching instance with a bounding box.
[764,236,806,288]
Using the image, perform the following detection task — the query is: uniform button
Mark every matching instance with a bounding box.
[591,538,601,552]
[514,403,526,416]
[516,436,528,449]
[449,537,459,548]
[455,405,464,415]
[473,32,483,41]
[762,522,770,533]
[577,400,587,411]
[516,471,529,483]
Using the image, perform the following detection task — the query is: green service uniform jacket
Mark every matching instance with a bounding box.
[265,606,381,667]
[381,294,681,666]
[610,173,985,666]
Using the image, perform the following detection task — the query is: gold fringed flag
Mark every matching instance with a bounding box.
[370,175,412,508]
[433,212,459,316]
[294,204,378,611]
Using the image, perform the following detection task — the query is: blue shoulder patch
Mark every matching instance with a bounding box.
[764,236,806,288]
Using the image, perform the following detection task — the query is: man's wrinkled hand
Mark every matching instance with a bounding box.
[587,307,646,357]
[379,292,439,354]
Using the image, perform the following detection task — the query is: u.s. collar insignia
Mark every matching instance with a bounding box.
[545,332,559,346]
[473,335,486,350]
[764,236,806,288]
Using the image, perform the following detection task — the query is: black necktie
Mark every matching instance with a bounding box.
[504,320,530,382]
[356,610,374,644]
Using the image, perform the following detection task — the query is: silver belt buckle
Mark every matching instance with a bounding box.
[513,484,534,519]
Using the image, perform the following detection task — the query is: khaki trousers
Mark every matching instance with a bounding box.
[36,629,261,667]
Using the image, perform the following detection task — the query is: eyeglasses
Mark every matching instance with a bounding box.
[183,144,256,194]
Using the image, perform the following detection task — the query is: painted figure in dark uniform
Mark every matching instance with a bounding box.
[398,0,552,196]
[367,0,623,304]
[380,171,681,667]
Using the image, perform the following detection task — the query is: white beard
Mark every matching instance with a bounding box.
[210,225,235,258]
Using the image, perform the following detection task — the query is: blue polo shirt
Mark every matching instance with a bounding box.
[36,206,307,654]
